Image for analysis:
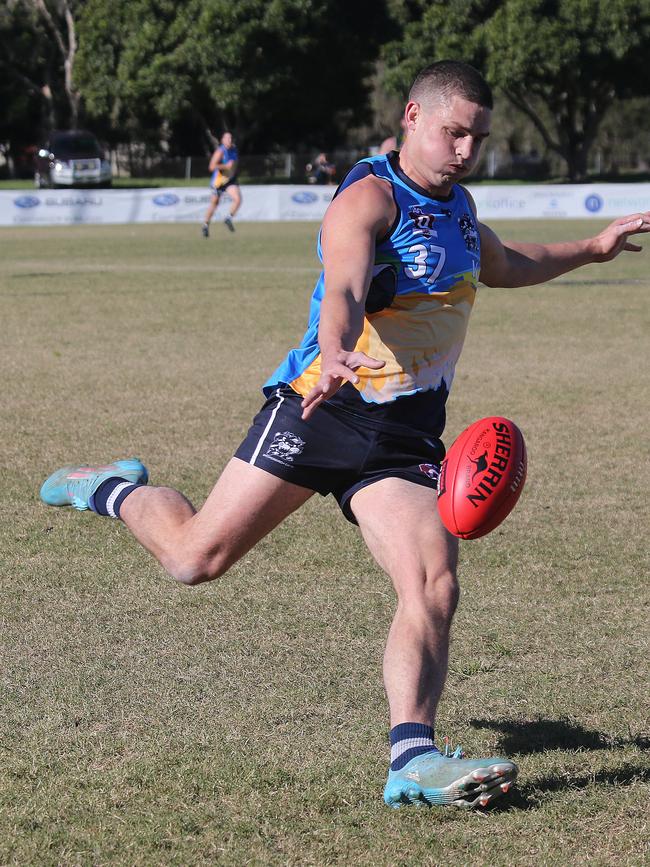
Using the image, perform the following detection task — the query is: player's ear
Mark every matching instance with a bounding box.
[404,102,420,132]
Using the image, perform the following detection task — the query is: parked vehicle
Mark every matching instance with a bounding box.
[35,130,112,188]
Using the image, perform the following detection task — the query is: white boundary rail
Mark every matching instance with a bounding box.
[2,183,650,226]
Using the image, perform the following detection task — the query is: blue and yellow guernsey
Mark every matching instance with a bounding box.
[211,144,238,188]
[264,151,481,438]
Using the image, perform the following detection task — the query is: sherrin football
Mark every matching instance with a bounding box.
[437,417,527,540]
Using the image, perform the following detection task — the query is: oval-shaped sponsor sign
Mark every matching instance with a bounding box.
[152,193,180,207]
[291,191,318,204]
[584,193,603,213]
[14,195,40,209]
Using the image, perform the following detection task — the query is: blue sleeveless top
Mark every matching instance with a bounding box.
[264,152,481,438]
[210,145,238,186]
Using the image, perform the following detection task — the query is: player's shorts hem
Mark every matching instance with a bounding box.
[338,471,440,525]
[230,455,320,494]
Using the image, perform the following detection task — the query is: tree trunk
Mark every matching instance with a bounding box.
[565,143,588,182]
[29,0,80,127]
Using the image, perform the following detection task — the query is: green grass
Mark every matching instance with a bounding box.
[1,221,649,866]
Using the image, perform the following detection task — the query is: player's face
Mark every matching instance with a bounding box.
[401,94,491,194]
[222,132,233,148]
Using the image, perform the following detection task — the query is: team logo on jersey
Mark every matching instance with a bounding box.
[459,213,479,252]
[408,206,438,238]
[264,431,305,463]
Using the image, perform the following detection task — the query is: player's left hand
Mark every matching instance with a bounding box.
[590,212,650,262]
[300,350,384,420]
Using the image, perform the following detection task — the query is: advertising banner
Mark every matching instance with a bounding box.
[1,183,649,227]
[467,184,650,220]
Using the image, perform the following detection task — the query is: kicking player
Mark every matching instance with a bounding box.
[41,61,650,809]
[202,131,241,236]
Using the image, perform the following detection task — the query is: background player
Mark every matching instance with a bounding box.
[202,131,241,236]
[41,62,650,809]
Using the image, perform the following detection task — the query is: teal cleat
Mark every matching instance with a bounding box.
[384,744,518,809]
[39,459,149,511]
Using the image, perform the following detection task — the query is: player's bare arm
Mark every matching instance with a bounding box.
[478,212,650,288]
[209,149,235,174]
[208,148,222,171]
[300,177,395,419]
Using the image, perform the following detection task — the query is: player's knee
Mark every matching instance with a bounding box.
[396,566,459,618]
[422,567,460,622]
[165,549,229,586]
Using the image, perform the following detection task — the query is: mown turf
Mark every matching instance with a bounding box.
[1,221,648,866]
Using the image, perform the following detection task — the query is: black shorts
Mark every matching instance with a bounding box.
[210,175,239,196]
[234,386,445,524]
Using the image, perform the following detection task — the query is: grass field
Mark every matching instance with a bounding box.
[1,219,649,866]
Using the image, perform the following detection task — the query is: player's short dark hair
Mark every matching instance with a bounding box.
[409,60,493,110]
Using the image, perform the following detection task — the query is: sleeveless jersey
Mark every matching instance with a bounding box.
[264,151,481,438]
[211,145,238,188]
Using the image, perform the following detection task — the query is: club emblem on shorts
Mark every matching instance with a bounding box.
[419,463,440,482]
[459,213,479,252]
[265,431,305,463]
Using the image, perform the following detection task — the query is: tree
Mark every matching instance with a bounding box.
[0,1,58,137]
[18,0,84,127]
[187,0,391,151]
[382,0,650,180]
[0,0,64,174]
[75,0,188,149]
[75,0,391,155]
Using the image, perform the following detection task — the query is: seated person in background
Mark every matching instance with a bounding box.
[306,152,336,184]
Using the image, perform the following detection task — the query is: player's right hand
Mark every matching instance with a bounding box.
[300,350,384,420]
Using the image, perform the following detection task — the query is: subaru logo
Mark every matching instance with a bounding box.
[152,193,179,207]
[291,191,318,204]
[584,194,603,213]
[14,195,40,209]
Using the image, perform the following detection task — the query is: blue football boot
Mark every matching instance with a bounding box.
[40,459,148,511]
[384,742,518,809]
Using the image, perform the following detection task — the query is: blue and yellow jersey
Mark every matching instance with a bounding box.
[264,151,481,437]
[211,145,238,188]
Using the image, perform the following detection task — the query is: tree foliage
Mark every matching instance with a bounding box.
[0,1,62,141]
[75,0,390,154]
[383,0,650,180]
[4,0,650,178]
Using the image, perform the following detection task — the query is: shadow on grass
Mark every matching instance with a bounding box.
[492,764,650,812]
[470,716,649,754]
[468,717,650,811]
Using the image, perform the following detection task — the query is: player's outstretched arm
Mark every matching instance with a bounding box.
[479,212,650,288]
[300,177,393,420]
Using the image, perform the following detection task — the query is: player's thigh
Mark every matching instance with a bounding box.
[187,457,314,568]
[350,477,458,595]
[228,184,241,207]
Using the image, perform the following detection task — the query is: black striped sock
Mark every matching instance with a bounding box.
[89,478,142,518]
[390,722,439,771]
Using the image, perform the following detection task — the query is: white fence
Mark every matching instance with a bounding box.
[2,183,650,227]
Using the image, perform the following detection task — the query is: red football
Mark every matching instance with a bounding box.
[437,417,527,540]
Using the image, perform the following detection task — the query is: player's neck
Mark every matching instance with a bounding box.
[396,147,454,199]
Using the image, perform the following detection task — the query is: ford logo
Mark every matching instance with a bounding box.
[14,195,40,209]
[291,191,318,204]
[153,193,179,207]
[584,193,603,213]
